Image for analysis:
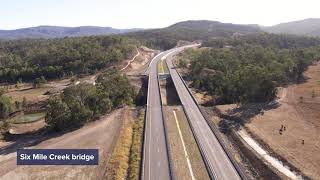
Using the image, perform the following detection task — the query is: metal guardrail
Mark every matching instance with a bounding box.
[170,81,217,179]
[165,55,219,180]
[174,69,248,180]
[162,53,216,180]
[178,95,217,180]
[140,72,150,180]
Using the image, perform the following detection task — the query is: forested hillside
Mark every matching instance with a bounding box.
[125,20,260,50]
[203,32,320,49]
[181,33,320,103]
[262,18,320,37]
[0,26,141,39]
[0,36,136,83]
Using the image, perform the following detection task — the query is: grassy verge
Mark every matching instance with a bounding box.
[127,108,145,180]
[104,108,145,180]
[165,106,210,180]
[105,109,133,180]
[157,58,168,74]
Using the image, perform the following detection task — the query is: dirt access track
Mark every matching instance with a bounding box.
[0,108,124,180]
[0,45,156,180]
[219,62,320,179]
[122,46,158,75]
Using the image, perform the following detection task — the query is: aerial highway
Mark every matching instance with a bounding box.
[165,46,241,180]
[142,50,171,180]
[142,44,203,180]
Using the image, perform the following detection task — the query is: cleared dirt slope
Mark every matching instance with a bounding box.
[231,62,320,179]
[0,108,123,180]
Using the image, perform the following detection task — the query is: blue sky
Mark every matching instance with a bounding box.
[1,0,319,30]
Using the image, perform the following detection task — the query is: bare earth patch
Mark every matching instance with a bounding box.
[5,87,51,102]
[218,62,320,179]
[124,46,158,76]
[0,108,123,180]
[8,118,46,135]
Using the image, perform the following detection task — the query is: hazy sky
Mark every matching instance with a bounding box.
[0,0,319,30]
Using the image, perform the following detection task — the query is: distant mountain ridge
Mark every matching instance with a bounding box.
[168,20,260,34]
[262,18,320,37]
[125,20,261,49]
[0,26,142,39]
[4,18,320,40]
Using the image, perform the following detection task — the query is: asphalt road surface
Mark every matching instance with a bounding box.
[142,45,203,180]
[165,46,241,180]
[142,50,171,180]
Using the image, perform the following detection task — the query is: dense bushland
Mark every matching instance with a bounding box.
[0,89,12,120]
[0,36,136,83]
[183,33,320,103]
[202,32,320,49]
[45,69,134,131]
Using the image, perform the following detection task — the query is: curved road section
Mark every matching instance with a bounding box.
[142,45,204,180]
[165,45,241,180]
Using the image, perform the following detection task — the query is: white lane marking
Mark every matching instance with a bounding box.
[166,48,221,180]
[144,45,199,179]
[182,97,220,180]
[173,110,196,180]
[146,62,153,180]
[157,147,160,153]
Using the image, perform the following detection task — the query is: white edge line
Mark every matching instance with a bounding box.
[173,110,196,180]
[142,44,200,180]
[144,51,164,180]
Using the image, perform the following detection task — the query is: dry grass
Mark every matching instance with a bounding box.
[192,90,213,105]
[105,108,145,180]
[247,63,320,179]
[217,62,320,179]
[0,109,123,179]
[8,119,46,135]
[127,108,145,180]
[105,108,133,180]
[292,62,320,102]
[159,72,209,179]
[5,87,51,102]
[125,47,157,76]
[157,58,168,74]
[164,106,210,180]
[8,112,45,124]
